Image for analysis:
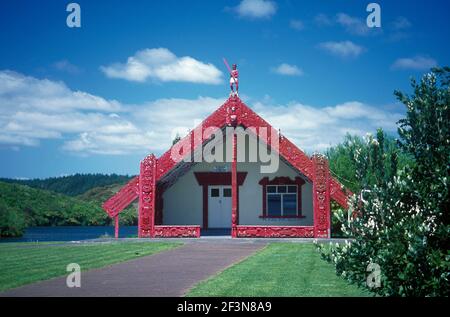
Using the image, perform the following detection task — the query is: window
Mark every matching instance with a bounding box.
[223,188,232,197]
[211,188,220,197]
[267,194,281,216]
[258,176,305,218]
[266,185,297,216]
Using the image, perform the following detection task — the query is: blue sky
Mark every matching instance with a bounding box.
[0,0,449,178]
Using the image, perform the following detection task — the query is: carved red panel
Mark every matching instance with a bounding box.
[102,176,139,217]
[154,225,200,238]
[235,225,315,238]
[138,155,156,238]
[231,131,238,237]
[330,177,351,208]
[312,154,331,238]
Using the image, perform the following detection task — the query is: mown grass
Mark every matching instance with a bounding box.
[187,243,370,297]
[0,241,181,291]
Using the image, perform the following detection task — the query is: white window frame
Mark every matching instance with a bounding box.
[266,185,298,216]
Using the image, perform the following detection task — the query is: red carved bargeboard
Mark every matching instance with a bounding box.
[102,177,139,218]
[235,225,315,238]
[154,225,201,238]
[330,177,351,208]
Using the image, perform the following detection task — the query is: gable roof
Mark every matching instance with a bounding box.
[103,96,350,217]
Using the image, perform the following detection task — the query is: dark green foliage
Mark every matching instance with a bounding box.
[320,68,450,297]
[0,173,133,196]
[327,132,413,238]
[0,174,139,237]
[330,201,347,238]
[395,67,450,226]
[0,200,26,237]
[326,133,413,193]
[172,133,182,145]
[0,181,111,236]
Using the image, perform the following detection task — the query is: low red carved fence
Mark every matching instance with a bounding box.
[235,225,315,238]
[153,225,201,238]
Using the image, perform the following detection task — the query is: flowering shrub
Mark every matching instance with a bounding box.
[319,68,449,296]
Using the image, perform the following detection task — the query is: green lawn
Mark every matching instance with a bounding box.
[0,241,181,291]
[187,243,371,297]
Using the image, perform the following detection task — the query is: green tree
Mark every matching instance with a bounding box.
[172,133,182,145]
[326,132,413,193]
[0,173,133,196]
[0,201,25,237]
[326,132,413,237]
[320,67,450,296]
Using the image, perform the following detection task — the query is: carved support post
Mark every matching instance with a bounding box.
[312,154,331,238]
[231,131,238,238]
[226,98,240,238]
[114,215,119,239]
[138,154,157,238]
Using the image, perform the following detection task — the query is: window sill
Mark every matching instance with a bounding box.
[259,215,306,219]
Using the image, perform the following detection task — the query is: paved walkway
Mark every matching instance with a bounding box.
[1,242,265,297]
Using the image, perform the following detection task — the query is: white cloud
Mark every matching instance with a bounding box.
[336,13,376,36]
[289,19,304,31]
[391,56,437,71]
[62,131,156,155]
[385,16,412,42]
[0,70,225,154]
[100,48,223,84]
[0,71,139,153]
[318,41,365,58]
[234,0,277,19]
[391,16,412,30]
[315,13,382,36]
[271,63,303,76]
[253,100,402,152]
[57,96,227,155]
[0,71,403,155]
[0,70,121,113]
[314,13,332,27]
[53,60,81,74]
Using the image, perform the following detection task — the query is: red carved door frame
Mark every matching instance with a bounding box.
[194,172,247,231]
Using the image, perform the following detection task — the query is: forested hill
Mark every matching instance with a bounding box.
[0,181,138,237]
[0,173,133,196]
[0,181,109,237]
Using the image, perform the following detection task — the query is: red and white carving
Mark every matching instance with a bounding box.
[236,226,315,238]
[138,154,156,238]
[154,226,200,238]
[102,177,139,218]
[312,154,331,238]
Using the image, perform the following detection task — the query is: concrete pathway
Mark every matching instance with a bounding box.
[1,242,265,297]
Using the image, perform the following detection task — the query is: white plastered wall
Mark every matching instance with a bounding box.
[162,128,314,226]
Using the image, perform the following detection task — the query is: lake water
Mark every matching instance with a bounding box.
[0,226,138,243]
